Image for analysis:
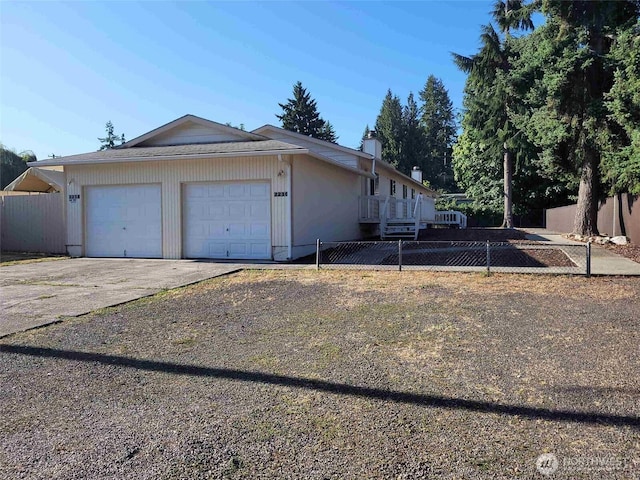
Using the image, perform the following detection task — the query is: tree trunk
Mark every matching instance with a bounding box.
[573,148,599,236]
[502,146,514,228]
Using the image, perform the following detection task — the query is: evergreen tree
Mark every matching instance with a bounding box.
[359,125,371,151]
[401,92,425,178]
[512,0,639,235]
[604,20,640,194]
[276,81,337,142]
[98,121,126,151]
[374,89,404,169]
[452,0,535,227]
[320,121,338,143]
[419,75,457,191]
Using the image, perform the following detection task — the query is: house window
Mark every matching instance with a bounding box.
[411,188,415,199]
[402,185,408,199]
[390,179,396,196]
[369,175,379,195]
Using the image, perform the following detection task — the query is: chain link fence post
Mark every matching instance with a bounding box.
[486,240,491,275]
[316,239,321,270]
[586,242,591,278]
[398,239,403,272]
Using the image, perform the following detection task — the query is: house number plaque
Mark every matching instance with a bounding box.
[274,192,288,197]
[68,194,80,203]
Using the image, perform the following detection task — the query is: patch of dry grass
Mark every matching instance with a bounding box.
[0,252,67,266]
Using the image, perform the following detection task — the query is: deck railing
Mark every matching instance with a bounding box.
[434,210,468,229]
[360,195,430,222]
[359,195,381,222]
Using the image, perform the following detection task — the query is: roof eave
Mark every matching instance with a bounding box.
[28,148,307,167]
[119,114,266,148]
[252,124,373,160]
[302,151,374,178]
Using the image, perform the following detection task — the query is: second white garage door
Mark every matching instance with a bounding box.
[183,182,271,259]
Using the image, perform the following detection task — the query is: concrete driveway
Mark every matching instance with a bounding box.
[0,258,243,337]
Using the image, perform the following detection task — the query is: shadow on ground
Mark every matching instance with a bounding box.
[2,344,637,428]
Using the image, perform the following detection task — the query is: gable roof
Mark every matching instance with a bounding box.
[254,124,437,195]
[30,140,306,167]
[4,167,65,192]
[120,114,266,148]
[252,124,372,160]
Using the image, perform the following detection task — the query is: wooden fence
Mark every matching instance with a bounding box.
[0,193,66,253]
[546,194,639,244]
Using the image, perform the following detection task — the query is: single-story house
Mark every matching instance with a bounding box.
[24,114,436,260]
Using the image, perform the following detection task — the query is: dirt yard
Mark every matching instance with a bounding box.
[1,271,638,479]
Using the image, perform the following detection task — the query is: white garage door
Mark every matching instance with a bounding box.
[183,182,271,259]
[85,185,162,258]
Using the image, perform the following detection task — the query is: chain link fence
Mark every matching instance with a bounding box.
[316,240,590,276]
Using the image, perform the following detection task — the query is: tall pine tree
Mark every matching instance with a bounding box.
[374,89,404,170]
[419,75,457,191]
[401,92,425,178]
[276,81,338,143]
[512,0,639,235]
[98,121,126,151]
[452,0,535,227]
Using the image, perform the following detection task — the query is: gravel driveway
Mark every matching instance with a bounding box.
[1,271,638,479]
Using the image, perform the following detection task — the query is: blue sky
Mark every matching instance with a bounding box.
[1,1,499,160]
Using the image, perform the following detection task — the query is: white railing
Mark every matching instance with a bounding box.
[359,195,430,223]
[434,210,468,229]
[359,195,381,221]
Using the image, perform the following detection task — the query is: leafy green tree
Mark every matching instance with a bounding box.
[452,0,535,227]
[374,89,404,169]
[276,81,337,142]
[512,0,639,235]
[98,121,126,151]
[1,145,35,189]
[419,75,457,191]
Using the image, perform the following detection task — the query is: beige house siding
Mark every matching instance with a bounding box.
[65,155,290,259]
[291,154,361,258]
[137,123,250,147]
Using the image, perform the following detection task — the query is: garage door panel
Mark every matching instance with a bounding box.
[86,185,162,258]
[227,223,247,237]
[183,182,271,260]
[228,184,246,197]
[207,242,227,257]
[250,203,269,217]
[228,203,247,217]
[207,223,226,236]
[250,242,270,256]
[207,184,225,197]
[249,183,269,197]
[250,223,269,237]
